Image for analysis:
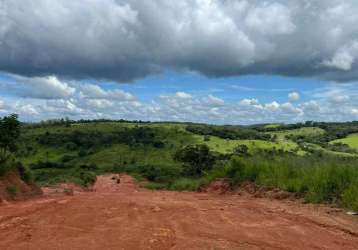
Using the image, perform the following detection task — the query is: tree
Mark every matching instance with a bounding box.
[174,144,216,176]
[233,144,249,156]
[0,114,21,162]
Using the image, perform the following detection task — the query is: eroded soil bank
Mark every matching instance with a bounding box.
[0,174,357,250]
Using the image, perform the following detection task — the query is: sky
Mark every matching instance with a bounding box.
[1,0,358,124]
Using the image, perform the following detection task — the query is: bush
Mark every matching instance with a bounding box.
[174,144,216,176]
[30,161,66,170]
[77,171,97,187]
[137,164,182,183]
[225,157,248,185]
[65,142,77,150]
[233,144,249,156]
[78,149,88,157]
[79,163,98,171]
[32,167,97,187]
[61,154,77,163]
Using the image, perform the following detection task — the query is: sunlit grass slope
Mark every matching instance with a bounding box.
[330,133,358,149]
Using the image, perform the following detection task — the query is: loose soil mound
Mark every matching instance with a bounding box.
[0,174,357,250]
[199,178,232,194]
[0,171,42,203]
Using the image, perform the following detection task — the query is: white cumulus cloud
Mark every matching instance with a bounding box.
[2,1,358,82]
[288,92,300,102]
[175,92,192,99]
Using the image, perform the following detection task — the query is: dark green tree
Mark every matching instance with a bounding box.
[174,144,216,176]
[0,114,21,162]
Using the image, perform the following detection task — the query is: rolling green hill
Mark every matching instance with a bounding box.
[194,135,297,154]
[2,118,358,211]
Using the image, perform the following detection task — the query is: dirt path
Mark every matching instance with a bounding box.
[0,174,357,250]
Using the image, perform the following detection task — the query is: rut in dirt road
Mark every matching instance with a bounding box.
[0,174,357,250]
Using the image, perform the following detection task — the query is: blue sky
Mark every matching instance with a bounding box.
[2,1,358,124]
[117,72,323,104]
[1,71,358,124]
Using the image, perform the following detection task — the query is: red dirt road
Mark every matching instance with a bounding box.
[0,174,357,250]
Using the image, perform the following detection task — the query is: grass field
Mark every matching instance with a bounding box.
[194,135,297,154]
[263,124,281,129]
[268,127,326,140]
[330,133,358,149]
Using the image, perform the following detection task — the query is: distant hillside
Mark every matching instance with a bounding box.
[3,118,357,211]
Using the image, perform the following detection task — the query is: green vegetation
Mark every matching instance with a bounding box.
[0,114,21,164]
[330,133,358,149]
[270,127,325,141]
[174,144,216,176]
[195,135,297,154]
[264,124,281,129]
[223,155,358,210]
[2,115,358,211]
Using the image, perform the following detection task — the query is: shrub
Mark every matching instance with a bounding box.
[174,144,216,176]
[65,142,77,150]
[233,144,249,156]
[225,157,247,185]
[77,171,97,187]
[79,163,98,171]
[30,161,66,170]
[138,164,182,183]
[61,154,76,163]
[78,149,88,157]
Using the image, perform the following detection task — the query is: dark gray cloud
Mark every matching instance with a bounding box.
[1,0,358,82]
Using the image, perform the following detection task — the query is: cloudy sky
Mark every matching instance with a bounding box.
[1,0,358,124]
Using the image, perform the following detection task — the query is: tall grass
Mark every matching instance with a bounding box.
[222,154,358,210]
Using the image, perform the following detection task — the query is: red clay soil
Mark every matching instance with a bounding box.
[0,171,42,203]
[0,174,357,250]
